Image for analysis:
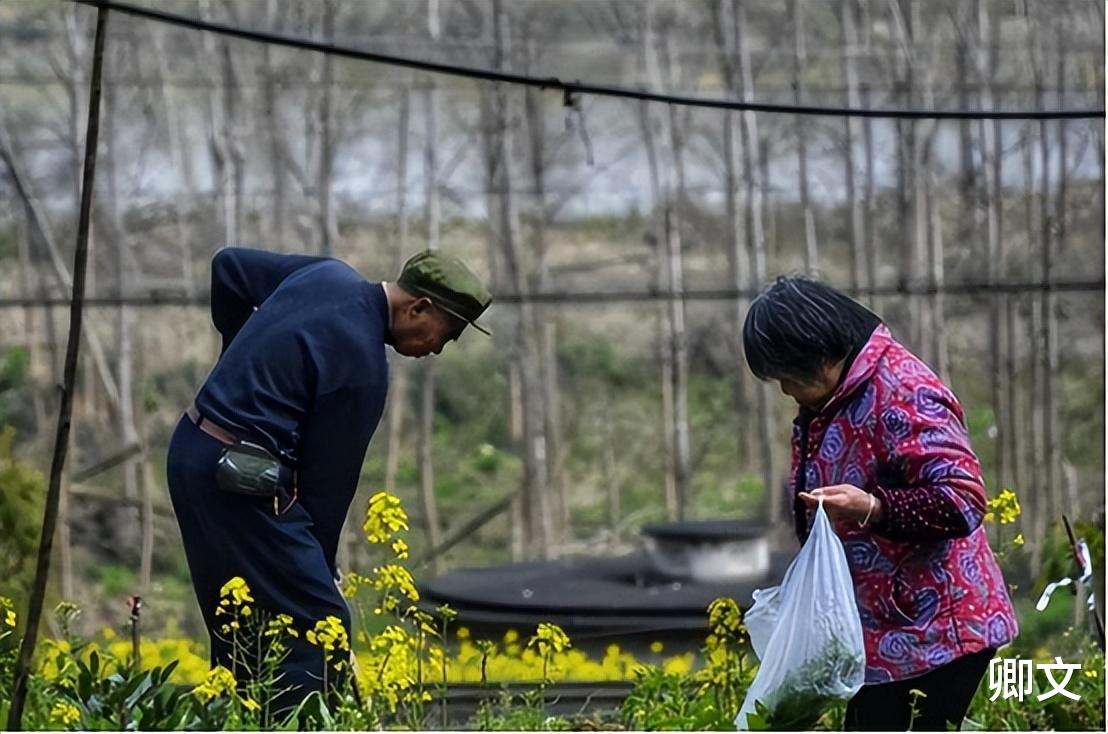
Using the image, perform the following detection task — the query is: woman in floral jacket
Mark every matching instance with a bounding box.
[743,276,1018,731]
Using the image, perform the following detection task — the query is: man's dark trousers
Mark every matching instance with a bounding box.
[167,414,350,711]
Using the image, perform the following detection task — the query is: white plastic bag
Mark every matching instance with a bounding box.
[735,500,865,730]
[742,585,780,661]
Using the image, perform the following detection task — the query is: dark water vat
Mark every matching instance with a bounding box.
[418,520,789,656]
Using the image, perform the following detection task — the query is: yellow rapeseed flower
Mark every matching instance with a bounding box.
[54,601,79,622]
[1013,533,1025,546]
[707,597,744,637]
[391,538,410,560]
[650,641,664,654]
[264,613,298,642]
[340,571,367,599]
[49,701,80,727]
[306,615,349,655]
[219,577,254,606]
[371,624,410,652]
[986,489,1021,525]
[528,622,571,656]
[663,653,695,676]
[193,665,236,702]
[410,608,437,636]
[372,563,420,602]
[363,491,409,544]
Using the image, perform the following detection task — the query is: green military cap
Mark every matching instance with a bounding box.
[398,250,493,335]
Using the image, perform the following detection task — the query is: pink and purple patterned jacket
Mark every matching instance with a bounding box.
[789,324,1018,684]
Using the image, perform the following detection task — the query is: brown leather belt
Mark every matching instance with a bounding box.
[185,404,238,446]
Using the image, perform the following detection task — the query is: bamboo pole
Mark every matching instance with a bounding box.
[6,5,108,729]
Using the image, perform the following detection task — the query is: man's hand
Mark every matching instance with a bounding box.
[798,484,882,526]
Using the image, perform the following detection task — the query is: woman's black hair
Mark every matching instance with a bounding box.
[742,275,881,383]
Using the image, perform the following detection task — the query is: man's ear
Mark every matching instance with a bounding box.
[411,297,435,317]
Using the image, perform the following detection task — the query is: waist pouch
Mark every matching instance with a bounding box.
[215,441,296,511]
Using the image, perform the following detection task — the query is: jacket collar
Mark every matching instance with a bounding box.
[795,324,894,423]
[819,324,894,415]
[366,282,391,343]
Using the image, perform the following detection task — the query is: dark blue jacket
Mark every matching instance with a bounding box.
[195,247,390,569]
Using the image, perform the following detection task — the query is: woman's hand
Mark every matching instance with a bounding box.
[798,484,882,526]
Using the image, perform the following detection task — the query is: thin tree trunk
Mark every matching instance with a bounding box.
[1023,122,1047,573]
[16,202,46,437]
[199,0,236,245]
[1033,17,1061,531]
[734,0,779,523]
[418,363,441,572]
[1095,127,1105,276]
[225,41,245,244]
[925,153,948,381]
[318,0,337,255]
[956,37,975,204]
[418,0,444,569]
[151,23,195,292]
[665,113,692,524]
[137,341,153,591]
[384,87,411,498]
[861,83,878,309]
[103,58,145,585]
[639,0,678,520]
[790,0,818,275]
[710,0,751,483]
[659,23,692,521]
[602,401,620,548]
[722,110,751,473]
[540,325,564,541]
[130,277,154,590]
[524,31,568,546]
[889,0,920,349]
[759,137,775,260]
[954,8,979,293]
[841,0,865,292]
[487,0,551,559]
[663,196,690,521]
[1020,0,1048,564]
[508,363,524,561]
[1005,292,1023,494]
[30,197,62,400]
[914,140,932,364]
[977,0,1006,487]
[59,481,74,602]
[263,0,287,246]
[912,149,930,366]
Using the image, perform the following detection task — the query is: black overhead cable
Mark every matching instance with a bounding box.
[71,0,1104,121]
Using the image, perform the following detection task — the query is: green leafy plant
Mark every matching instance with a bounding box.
[743,637,864,731]
[474,688,571,731]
